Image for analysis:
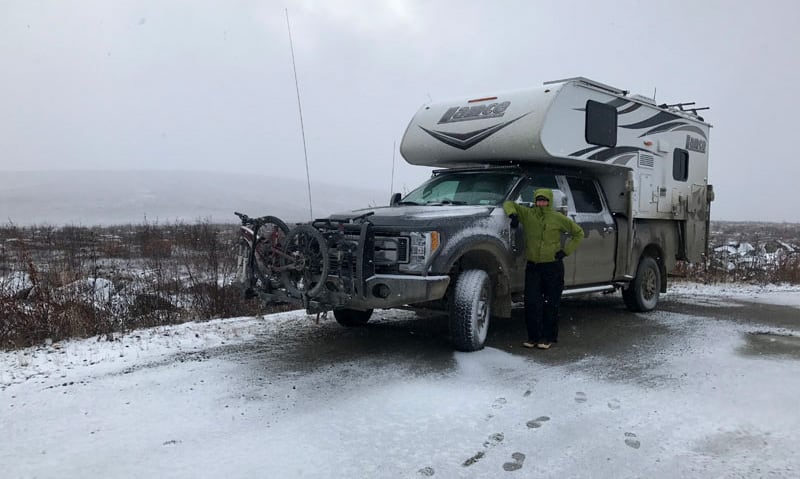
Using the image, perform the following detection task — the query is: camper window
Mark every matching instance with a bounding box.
[585,100,617,147]
[673,149,689,181]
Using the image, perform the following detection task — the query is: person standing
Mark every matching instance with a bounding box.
[503,188,584,349]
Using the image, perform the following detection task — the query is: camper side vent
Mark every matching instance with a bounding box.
[638,153,655,169]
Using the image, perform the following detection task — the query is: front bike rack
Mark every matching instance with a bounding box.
[234,211,376,314]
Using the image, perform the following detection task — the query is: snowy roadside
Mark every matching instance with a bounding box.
[667,280,800,308]
[2,281,800,478]
[3,281,798,391]
[0,312,298,390]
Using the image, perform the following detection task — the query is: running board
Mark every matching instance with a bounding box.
[562,285,617,296]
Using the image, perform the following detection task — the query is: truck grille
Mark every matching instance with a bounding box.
[374,236,409,264]
[337,234,409,265]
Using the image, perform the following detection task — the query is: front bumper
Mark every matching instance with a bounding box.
[347,274,451,310]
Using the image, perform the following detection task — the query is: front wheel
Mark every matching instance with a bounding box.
[333,308,373,327]
[622,256,661,312]
[449,269,492,352]
[279,225,330,298]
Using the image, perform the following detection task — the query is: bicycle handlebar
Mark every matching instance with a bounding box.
[234,211,276,227]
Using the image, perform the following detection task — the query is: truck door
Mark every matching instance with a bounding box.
[564,176,617,285]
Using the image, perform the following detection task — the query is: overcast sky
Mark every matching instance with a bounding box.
[1,0,799,222]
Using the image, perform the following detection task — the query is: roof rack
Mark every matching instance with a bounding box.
[657,101,710,120]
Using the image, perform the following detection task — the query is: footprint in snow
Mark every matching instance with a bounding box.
[483,432,504,447]
[624,432,641,449]
[523,390,532,397]
[417,466,435,476]
[608,398,621,410]
[526,416,550,429]
[574,391,588,403]
[463,433,504,467]
[492,397,508,409]
[502,452,526,472]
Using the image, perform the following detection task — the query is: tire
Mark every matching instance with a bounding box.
[448,269,492,352]
[280,225,330,298]
[622,256,661,312]
[254,216,290,278]
[333,308,373,327]
[237,217,289,297]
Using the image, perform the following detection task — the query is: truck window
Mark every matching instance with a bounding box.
[673,148,689,181]
[514,175,559,203]
[403,172,519,206]
[566,177,603,213]
[585,100,617,147]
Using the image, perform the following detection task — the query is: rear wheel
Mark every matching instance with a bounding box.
[623,256,661,312]
[236,217,289,297]
[449,269,492,352]
[253,216,290,278]
[333,308,373,327]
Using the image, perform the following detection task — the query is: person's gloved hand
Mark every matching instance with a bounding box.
[555,250,566,261]
[509,214,519,228]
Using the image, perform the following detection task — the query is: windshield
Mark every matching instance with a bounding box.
[402,172,520,206]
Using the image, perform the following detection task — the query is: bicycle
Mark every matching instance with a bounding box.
[234,212,330,300]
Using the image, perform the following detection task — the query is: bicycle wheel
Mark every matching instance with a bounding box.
[279,224,329,298]
[253,216,290,281]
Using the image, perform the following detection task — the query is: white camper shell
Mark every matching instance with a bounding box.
[401,77,711,220]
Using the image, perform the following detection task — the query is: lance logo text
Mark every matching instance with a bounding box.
[438,101,511,124]
[685,135,707,153]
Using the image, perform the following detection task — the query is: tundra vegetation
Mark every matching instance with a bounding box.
[1,220,798,349]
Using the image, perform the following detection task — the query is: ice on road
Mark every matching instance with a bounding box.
[2,283,799,478]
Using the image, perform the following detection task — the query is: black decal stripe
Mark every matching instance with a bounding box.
[612,153,637,165]
[568,146,604,157]
[620,111,681,129]
[671,125,708,140]
[606,98,630,108]
[576,100,638,114]
[420,113,529,150]
[638,121,688,137]
[618,103,641,115]
[587,146,653,162]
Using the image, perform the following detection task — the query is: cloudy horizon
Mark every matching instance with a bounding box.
[2,1,799,222]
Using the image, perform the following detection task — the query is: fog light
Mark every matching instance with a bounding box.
[373,283,391,299]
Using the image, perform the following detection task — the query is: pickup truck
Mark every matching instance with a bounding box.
[236,77,712,351]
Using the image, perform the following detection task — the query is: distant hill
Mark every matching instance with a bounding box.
[0,170,389,226]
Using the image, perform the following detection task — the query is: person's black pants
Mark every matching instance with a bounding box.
[524,260,564,343]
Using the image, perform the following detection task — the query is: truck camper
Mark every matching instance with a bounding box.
[235,77,713,351]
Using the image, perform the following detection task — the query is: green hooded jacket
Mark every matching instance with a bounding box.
[502,188,584,263]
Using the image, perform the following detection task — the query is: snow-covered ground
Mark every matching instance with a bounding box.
[2,282,799,478]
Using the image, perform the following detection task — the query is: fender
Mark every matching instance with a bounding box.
[435,233,514,277]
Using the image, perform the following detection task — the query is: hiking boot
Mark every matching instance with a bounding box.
[535,342,552,350]
[522,342,537,349]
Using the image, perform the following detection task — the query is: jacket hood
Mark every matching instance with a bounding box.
[533,188,554,209]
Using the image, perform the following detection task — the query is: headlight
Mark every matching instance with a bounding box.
[399,231,440,273]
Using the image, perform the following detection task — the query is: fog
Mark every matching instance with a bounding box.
[1,0,799,222]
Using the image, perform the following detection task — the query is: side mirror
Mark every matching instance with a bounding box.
[552,190,569,215]
[390,192,402,206]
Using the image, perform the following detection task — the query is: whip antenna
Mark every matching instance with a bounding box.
[286,9,313,220]
[390,141,396,194]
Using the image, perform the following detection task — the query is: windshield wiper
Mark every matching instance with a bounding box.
[426,199,468,205]
[396,200,421,206]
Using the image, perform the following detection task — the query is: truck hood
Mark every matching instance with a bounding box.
[328,205,495,228]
